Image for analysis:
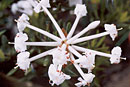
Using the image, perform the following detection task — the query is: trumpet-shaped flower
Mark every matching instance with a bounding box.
[11,0,33,15]
[49,44,70,67]
[110,46,122,64]
[48,64,71,86]
[105,24,118,41]
[74,4,87,17]
[34,0,50,13]
[14,32,28,52]
[9,1,126,86]
[16,51,30,71]
[75,73,95,87]
[17,14,30,32]
[28,0,38,7]
[75,51,95,73]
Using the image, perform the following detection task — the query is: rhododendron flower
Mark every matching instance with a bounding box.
[11,0,34,15]
[75,73,95,87]
[48,64,71,86]
[17,14,30,32]
[16,51,30,71]
[14,32,28,52]
[74,4,87,17]
[105,24,118,41]
[49,44,70,68]
[110,46,126,64]
[9,1,126,86]
[34,0,50,13]
[75,51,95,73]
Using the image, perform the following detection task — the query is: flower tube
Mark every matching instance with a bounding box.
[26,24,62,42]
[67,20,100,44]
[67,4,87,39]
[29,48,56,62]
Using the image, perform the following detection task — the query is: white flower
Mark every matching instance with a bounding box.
[48,64,71,86]
[16,51,30,71]
[74,4,87,17]
[10,1,126,86]
[14,32,28,52]
[49,44,70,67]
[110,46,122,64]
[34,0,50,13]
[28,0,38,7]
[105,24,118,41]
[69,0,82,6]
[75,73,95,87]
[11,3,18,14]
[17,14,30,32]
[11,0,33,15]
[75,51,95,73]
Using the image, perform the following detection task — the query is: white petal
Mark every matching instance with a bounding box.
[75,73,95,87]
[28,0,38,7]
[110,46,122,64]
[40,0,51,8]
[12,1,34,15]
[34,4,42,13]
[50,45,70,66]
[17,14,29,32]
[48,64,71,86]
[75,51,95,72]
[74,4,87,17]
[84,73,95,83]
[104,24,118,41]
[17,52,30,70]
[34,0,50,13]
[14,33,28,52]
[11,3,18,14]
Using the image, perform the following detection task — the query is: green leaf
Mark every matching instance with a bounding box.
[119,11,130,22]
[43,57,50,66]
[66,22,71,33]
[1,35,8,45]
[61,81,69,87]
[0,49,5,61]
[7,68,18,76]
[0,30,6,36]
[96,37,105,47]
[116,31,129,46]
[65,68,77,76]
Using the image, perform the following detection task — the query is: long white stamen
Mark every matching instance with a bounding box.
[42,6,66,40]
[70,54,86,80]
[29,48,56,62]
[67,15,81,39]
[26,24,62,42]
[68,46,82,58]
[67,21,100,44]
[8,42,60,46]
[72,45,111,57]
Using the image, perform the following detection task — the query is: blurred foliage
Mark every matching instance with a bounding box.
[0,0,129,87]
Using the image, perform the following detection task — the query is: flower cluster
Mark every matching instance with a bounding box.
[10,0,126,86]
